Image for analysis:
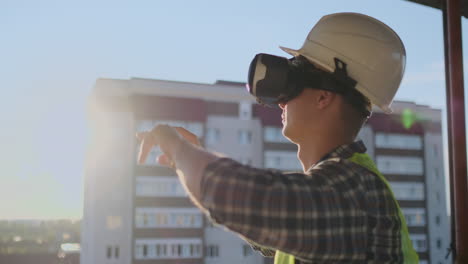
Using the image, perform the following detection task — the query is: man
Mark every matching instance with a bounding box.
[137,13,419,263]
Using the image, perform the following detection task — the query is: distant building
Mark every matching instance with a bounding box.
[82,78,450,264]
[58,243,80,264]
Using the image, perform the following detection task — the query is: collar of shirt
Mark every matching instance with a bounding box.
[307,140,367,171]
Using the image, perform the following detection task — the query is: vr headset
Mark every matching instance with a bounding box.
[247,53,370,117]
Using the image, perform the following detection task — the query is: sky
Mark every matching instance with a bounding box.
[0,0,467,219]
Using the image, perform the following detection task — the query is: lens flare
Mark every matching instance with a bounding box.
[401,108,417,129]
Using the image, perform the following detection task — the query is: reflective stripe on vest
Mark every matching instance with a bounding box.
[274,153,419,264]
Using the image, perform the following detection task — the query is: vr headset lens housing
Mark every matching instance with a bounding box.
[247,54,297,107]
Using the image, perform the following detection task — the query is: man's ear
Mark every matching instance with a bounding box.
[316,90,335,110]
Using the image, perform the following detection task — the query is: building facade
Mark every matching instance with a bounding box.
[82,78,450,264]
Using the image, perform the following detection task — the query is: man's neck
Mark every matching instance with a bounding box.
[296,133,355,172]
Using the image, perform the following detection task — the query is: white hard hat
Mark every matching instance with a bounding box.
[280,12,406,114]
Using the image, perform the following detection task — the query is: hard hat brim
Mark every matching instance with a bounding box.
[279,45,335,73]
[279,46,301,57]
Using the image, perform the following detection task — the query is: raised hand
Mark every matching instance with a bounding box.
[136,125,202,167]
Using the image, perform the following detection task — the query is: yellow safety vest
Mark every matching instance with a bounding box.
[274,153,419,264]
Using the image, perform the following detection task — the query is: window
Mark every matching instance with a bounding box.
[189,244,194,256]
[275,156,280,165]
[376,156,423,175]
[375,133,422,150]
[434,168,440,180]
[265,151,302,170]
[143,213,148,225]
[239,101,252,120]
[171,244,177,256]
[182,244,191,257]
[158,244,167,257]
[135,208,203,228]
[243,244,253,257]
[238,130,252,144]
[177,244,182,256]
[195,244,201,256]
[156,245,161,256]
[148,244,156,258]
[171,244,177,257]
[206,245,219,258]
[389,182,425,200]
[106,215,122,230]
[437,238,442,249]
[410,234,427,252]
[205,128,220,144]
[402,208,426,226]
[135,244,143,259]
[106,246,112,259]
[135,239,202,259]
[435,215,441,226]
[115,246,119,258]
[136,176,187,197]
[264,126,289,143]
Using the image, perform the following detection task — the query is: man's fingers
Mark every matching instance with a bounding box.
[138,138,150,164]
[137,133,158,164]
[157,154,172,166]
[136,132,146,142]
[137,125,191,165]
[173,127,192,138]
[174,127,201,146]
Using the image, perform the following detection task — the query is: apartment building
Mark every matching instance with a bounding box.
[82,78,450,264]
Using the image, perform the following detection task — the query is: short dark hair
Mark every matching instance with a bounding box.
[340,87,372,119]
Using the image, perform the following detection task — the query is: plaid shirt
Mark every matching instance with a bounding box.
[200,141,406,263]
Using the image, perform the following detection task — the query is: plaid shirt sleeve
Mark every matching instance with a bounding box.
[200,157,397,262]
